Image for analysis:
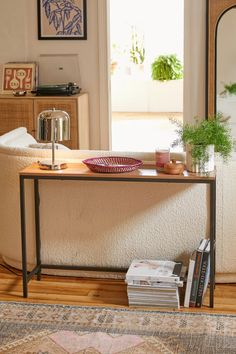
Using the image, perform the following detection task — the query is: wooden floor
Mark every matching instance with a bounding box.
[0,264,236,314]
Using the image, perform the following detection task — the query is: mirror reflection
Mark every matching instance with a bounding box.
[217,8,236,138]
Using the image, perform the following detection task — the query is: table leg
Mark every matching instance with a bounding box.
[209,179,216,308]
[34,179,41,281]
[20,176,28,298]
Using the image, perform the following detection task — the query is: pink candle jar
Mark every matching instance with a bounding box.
[155,148,170,171]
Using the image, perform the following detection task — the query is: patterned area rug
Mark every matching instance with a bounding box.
[0,302,236,354]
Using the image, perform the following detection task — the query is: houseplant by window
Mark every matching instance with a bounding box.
[151,54,183,81]
[129,27,145,66]
[172,114,235,172]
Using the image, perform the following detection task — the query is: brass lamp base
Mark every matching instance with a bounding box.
[38,160,68,170]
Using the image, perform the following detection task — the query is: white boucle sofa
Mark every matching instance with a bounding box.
[0,127,235,282]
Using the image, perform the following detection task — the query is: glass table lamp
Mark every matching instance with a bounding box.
[37,108,70,170]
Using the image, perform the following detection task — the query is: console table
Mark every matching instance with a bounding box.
[19,163,216,307]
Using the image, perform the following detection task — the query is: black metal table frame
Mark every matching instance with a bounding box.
[19,173,216,307]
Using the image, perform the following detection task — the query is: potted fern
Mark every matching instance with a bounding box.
[172,114,235,173]
[151,54,183,81]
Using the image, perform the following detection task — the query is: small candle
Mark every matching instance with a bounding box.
[155,148,170,171]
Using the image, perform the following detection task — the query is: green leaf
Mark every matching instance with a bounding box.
[151,54,183,81]
[170,113,235,163]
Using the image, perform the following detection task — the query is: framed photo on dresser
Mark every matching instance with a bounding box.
[1,62,38,94]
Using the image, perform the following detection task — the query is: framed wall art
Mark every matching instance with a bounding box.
[37,0,87,40]
[1,62,38,94]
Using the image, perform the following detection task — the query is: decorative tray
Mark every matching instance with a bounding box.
[82,156,143,173]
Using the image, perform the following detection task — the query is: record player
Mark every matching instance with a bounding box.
[32,82,81,96]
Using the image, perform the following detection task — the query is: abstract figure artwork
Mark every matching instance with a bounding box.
[37,0,87,40]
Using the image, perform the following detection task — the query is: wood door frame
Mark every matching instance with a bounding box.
[98,0,111,150]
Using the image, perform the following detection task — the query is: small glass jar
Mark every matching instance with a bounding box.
[155,148,170,171]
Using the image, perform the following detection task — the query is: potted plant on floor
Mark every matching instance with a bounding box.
[171,114,235,173]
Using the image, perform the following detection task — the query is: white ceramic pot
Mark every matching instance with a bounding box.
[186,144,215,173]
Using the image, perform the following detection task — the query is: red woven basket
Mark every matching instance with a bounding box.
[82,156,143,173]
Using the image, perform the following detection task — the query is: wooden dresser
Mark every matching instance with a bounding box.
[0,92,89,149]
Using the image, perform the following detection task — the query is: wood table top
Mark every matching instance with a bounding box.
[19,162,216,182]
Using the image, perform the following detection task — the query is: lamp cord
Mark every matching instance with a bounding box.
[0,262,21,276]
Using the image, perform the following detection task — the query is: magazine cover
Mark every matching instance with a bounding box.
[126,260,182,282]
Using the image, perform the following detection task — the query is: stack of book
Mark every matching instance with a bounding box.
[184,239,210,308]
[126,260,183,308]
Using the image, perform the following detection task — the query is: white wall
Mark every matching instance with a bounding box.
[0,0,101,149]
[109,0,184,73]
[111,78,183,112]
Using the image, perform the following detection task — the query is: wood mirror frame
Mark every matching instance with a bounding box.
[207,0,236,116]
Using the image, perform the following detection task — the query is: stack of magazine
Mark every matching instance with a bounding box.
[126,260,183,308]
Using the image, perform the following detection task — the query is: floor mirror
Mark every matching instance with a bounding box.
[207,0,236,282]
[207,0,236,129]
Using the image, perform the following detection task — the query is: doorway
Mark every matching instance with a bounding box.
[109,0,184,152]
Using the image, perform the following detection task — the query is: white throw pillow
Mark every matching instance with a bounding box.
[0,127,37,147]
[28,143,70,150]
